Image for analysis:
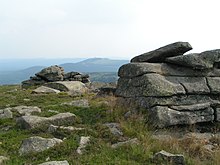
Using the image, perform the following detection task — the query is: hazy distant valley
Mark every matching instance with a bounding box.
[0,58,129,85]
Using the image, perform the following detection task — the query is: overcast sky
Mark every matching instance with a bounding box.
[0,0,220,60]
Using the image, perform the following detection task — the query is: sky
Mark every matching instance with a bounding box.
[0,0,220,60]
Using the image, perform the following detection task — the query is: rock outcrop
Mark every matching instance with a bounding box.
[116,42,220,128]
[22,65,90,89]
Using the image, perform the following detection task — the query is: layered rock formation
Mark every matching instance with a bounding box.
[22,65,90,89]
[116,42,220,128]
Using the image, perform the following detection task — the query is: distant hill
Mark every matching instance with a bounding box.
[60,58,129,72]
[0,58,84,71]
[0,66,45,85]
[0,58,129,85]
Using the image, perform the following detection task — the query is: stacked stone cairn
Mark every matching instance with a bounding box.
[115,42,220,128]
[22,65,90,89]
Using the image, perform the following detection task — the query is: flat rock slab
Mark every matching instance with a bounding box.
[61,99,89,108]
[166,49,220,69]
[38,160,69,165]
[116,92,220,111]
[19,136,63,155]
[118,62,220,78]
[45,81,87,92]
[32,86,61,94]
[48,124,84,133]
[16,112,77,129]
[131,42,192,63]
[153,150,185,165]
[76,136,90,155]
[0,108,13,119]
[10,105,41,116]
[149,106,214,128]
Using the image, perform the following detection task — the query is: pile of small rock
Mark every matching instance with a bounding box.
[22,65,90,89]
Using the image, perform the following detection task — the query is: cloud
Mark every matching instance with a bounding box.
[0,0,220,59]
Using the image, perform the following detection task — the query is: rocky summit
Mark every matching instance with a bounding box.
[116,41,220,128]
[22,65,90,89]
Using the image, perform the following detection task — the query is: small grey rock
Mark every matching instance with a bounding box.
[19,136,63,155]
[32,86,61,94]
[111,138,139,149]
[16,113,77,129]
[11,105,41,116]
[38,160,69,165]
[61,99,89,108]
[76,136,90,154]
[0,108,13,119]
[104,123,123,136]
[153,150,185,165]
[48,124,84,133]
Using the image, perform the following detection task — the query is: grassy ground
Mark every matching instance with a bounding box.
[0,85,219,165]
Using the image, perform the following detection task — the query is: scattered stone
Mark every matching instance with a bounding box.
[0,156,9,164]
[131,42,192,63]
[104,123,123,136]
[48,124,84,133]
[19,136,63,155]
[61,99,89,108]
[111,138,139,149]
[0,108,13,119]
[32,86,61,94]
[38,160,69,165]
[153,150,185,165]
[16,113,77,129]
[10,105,41,116]
[76,136,90,154]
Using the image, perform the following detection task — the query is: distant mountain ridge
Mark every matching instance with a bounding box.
[60,58,128,72]
[0,58,129,85]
